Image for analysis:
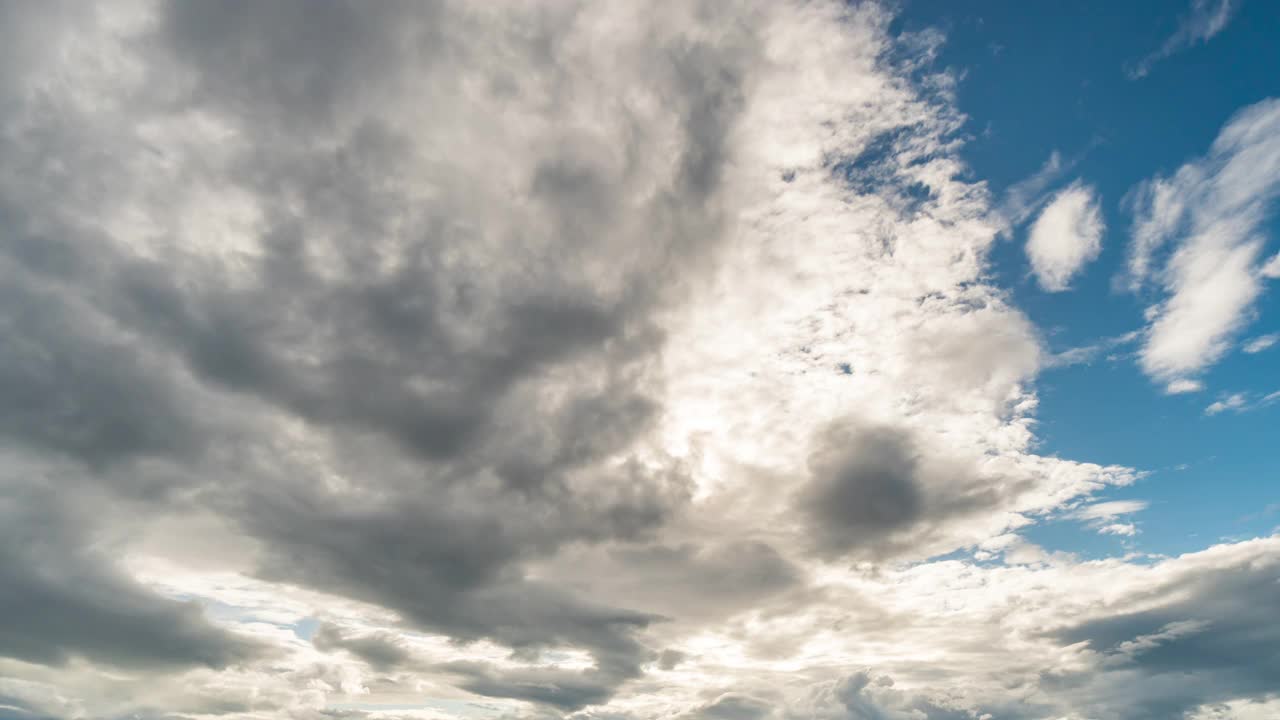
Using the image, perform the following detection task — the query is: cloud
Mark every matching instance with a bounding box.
[1188,698,1280,720]
[536,540,800,629]
[1,2,1268,720]
[1068,500,1148,536]
[683,694,774,720]
[1127,0,1238,79]
[775,671,981,720]
[0,0,763,708]
[1049,539,1280,719]
[312,622,412,671]
[1204,390,1280,415]
[1025,182,1105,291]
[1166,378,1205,394]
[1262,252,1280,278]
[1205,393,1249,415]
[441,657,641,712]
[1127,98,1280,382]
[1045,330,1142,369]
[997,150,1071,230]
[1098,522,1139,536]
[1242,334,1278,354]
[642,538,1280,720]
[1071,499,1149,522]
[793,417,1126,563]
[798,423,925,557]
[0,484,264,672]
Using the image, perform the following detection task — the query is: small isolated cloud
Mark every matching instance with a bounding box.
[1047,330,1142,369]
[1243,334,1278,354]
[1205,393,1249,415]
[1099,522,1139,536]
[1127,99,1280,382]
[1166,378,1205,394]
[1026,182,1105,291]
[1072,500,1150,522]
[1070,500,1148,536]
[1128,0,1238,79]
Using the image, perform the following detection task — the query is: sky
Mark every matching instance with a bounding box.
[0,2,1277,720]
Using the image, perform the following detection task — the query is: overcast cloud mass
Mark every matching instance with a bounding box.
[0,2,1277,720]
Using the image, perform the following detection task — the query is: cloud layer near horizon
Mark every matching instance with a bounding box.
[0,3,1276,720]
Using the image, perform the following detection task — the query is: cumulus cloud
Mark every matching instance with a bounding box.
[1127,98,1280,382]
[1025,182,1105,291]
[0,2,1271,720]
[1127,0,1238,79]
[0,0,755,709]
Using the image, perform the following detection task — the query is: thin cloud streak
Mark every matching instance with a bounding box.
[1127,0,1238,79]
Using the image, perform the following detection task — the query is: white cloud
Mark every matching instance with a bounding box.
[1099,522,1139,536]
[1128,98,1280,381]
[1242,333,1278,353]
[1189,698,1280,720]
[1203,390,1280,416]
[1072,499,1150,522]
[1206,393,1249,415]
[1025,182,1105,291]
[1128,0,1238,79]
[1046,329,1141,369]
[1167,378,1205,394]
[997,150,1069,230]
[1262,252,1280,278]
[1071,500,1148,536]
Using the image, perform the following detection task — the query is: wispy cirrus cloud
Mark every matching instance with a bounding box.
[1205,390,1280,415]
[1127,0,1239,79]
[997,150,1071,230]
[1242,333,1278,354]
[1069,499,1149,536]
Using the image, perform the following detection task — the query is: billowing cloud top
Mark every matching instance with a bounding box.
[0,3,1275,720]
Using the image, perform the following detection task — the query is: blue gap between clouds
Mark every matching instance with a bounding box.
[890,0,1280,559]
